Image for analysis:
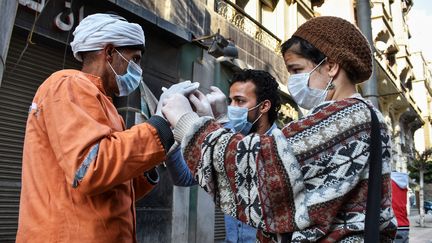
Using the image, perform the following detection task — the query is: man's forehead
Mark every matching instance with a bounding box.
[230,80,256,90]
[230,81,256,97]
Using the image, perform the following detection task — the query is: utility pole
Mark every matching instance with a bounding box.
[419,166,425,227]
[356,0,380,110]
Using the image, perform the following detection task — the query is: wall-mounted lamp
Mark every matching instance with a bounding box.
[192,29,238,59]
[192,29,248,74]
[221,41,238,59]
[207,33,228,58]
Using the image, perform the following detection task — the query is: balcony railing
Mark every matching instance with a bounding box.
[215,0,281,52]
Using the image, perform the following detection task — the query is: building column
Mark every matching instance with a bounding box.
[393,123,404,170]
[0,0,18,86]
[391,107,405,171]
[187,186,216,243]
[172,186,190,242]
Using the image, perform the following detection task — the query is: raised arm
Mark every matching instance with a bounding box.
[40,74,173,196]
[165,146,198,186]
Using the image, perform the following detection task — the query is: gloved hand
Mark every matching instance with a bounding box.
[206,86,227,120]
[189,90,213,117]
[162,93,194,128]
[155,81,200,117]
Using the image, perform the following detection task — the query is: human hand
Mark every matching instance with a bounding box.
[189,90,213,117]
[156,81,200,117]
[206,86,227,120]
[162,93,194,128]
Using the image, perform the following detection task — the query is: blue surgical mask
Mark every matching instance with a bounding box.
[108,49,142,97]
[227,103,263,135]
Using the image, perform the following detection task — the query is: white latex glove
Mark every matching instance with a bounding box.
[156,81,200,117]
[162,93,194,128]
[206,86,227,120]
[189,90,214,117]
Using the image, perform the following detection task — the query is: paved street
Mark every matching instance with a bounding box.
[409,209,432,243]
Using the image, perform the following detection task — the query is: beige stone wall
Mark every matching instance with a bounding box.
[128,0,288,85]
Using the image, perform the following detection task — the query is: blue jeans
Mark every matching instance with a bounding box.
[224,215,256,243]
[394,228,409,243]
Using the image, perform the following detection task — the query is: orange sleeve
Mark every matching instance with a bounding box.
[133,174,157,200]
[41,74,167,195]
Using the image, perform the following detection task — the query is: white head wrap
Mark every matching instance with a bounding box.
[70,13,145,62]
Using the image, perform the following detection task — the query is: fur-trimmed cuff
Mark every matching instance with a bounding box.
[174,112,200,142]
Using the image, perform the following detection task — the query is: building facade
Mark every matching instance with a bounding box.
[412,51,432,158]
[0,0,430,242]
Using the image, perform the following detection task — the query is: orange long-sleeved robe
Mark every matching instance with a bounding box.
[16,70,168,243]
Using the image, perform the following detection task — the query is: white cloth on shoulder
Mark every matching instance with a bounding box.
[391,172,409,189]
[70,13,145,62]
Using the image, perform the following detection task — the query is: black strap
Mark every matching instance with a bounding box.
[281,232,292,242]
[355,98,382,242]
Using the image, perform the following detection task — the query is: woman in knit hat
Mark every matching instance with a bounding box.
[161,16,397,242]
[282,16,373,110]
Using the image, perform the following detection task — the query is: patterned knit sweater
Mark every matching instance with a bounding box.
[178,98,397,242]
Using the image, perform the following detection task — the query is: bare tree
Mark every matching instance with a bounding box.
[413,148,432,227]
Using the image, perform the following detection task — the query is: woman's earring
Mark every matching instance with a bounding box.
[328,76,335,90]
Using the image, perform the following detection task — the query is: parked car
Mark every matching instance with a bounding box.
[425,201,432,215]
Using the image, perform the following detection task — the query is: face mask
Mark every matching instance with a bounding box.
[108,49,142,97]
[227,103,263,135]
[287,58,332,110]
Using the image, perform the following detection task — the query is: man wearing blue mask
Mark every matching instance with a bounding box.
[165,69,281,243]
[225,70,280,136]
[17,13,198,243]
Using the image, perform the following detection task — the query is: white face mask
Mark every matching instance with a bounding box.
[287,58,332,110]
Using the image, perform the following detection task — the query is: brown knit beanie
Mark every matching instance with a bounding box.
[293,16,372,83]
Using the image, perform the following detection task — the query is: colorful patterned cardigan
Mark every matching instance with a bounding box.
[176,97,397,242]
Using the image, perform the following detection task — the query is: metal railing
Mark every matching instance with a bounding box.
[215,0,281,52]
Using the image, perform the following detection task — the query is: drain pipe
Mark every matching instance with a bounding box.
[356,0,380,109]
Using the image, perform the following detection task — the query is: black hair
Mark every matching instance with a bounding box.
[280,36,326,65]
[231,69,281,124]
[281,36,361,82]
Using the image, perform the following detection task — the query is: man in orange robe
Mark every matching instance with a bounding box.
[16,13,196,243]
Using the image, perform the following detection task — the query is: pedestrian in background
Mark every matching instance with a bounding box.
[391,172,410,243]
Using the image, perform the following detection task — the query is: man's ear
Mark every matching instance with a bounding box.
[260,100,271,114]
[104,44,115,62]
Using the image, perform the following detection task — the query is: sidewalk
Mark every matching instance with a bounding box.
[409,209,432,243]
